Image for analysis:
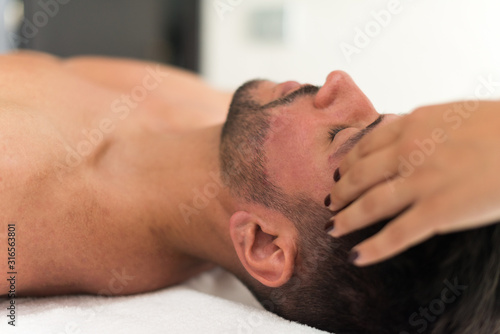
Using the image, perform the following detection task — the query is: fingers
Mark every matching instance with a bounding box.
[343,187,495,266]
[338,115,404,176]
[328,176,414,238]
[347,205,437,266]
[328,146,399,211]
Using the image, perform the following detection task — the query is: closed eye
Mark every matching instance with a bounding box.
[329,127,346,142]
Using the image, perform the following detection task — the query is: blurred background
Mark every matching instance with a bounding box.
[1,0,500,113]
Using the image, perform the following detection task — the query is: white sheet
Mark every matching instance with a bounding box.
[0,268,327,333]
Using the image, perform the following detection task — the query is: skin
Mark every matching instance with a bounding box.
[228,72,398,288]
[0,50,391,297]
[241,73,396,205]
[0,51,238,296]
[327,100,500,266]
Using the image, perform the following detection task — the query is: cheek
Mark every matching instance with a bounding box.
[266,128,325,196]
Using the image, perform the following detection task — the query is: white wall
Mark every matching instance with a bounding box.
[0,0,23,52]
[0,0,10,52]
[200,0,500,114]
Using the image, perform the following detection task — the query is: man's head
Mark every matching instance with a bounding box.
[221,71,383,205]
[219,71,500,333]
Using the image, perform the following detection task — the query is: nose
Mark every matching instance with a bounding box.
[314,70,351,109]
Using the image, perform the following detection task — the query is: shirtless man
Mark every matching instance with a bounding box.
[0,51,234,296]
[1,51,499,334]
[1,49,395,297]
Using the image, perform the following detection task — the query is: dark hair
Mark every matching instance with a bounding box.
[219,80,289,210]
[243,207,500,334]
[220,82,500,334]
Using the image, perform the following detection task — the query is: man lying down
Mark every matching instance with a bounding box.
[0,51,499,334]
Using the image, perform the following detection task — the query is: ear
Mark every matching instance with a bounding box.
[229,211,296,288]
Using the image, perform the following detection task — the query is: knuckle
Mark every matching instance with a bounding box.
[404,204,442,239]
[330,188,349,207]
[418,197,440,217]
[379,223,407,251]
[419,198,448,233]
[397,137,418,156]
[356,137,372,157]
[340,153,355,173]
[335,211,356,233]
[359,192,380,216]
[347,163,366,187]
[362,235,389,261]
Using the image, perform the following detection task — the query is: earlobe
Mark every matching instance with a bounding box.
[229,211,296,288]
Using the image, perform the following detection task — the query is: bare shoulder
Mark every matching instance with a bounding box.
[62,54,229,97]
[62,55,234,128]
[0,50,62,76]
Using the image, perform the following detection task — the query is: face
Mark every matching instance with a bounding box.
[229,71,398,204]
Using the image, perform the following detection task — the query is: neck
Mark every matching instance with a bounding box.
[150,124,244,275]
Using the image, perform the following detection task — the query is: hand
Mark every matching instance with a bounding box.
[326,100,500,266]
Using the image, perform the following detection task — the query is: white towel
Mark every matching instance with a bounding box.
[0,268,327,334]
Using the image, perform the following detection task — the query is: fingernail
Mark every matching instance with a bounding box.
[324,194,331,207]
[334,168,341,182]
[324,219,334,233]
[348,250,359,263]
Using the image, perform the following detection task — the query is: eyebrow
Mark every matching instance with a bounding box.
[365,114,384,131]
[259,84,320,110]
[330,114,385,160]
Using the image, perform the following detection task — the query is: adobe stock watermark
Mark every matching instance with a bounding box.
[399,276,468,334]
[178,137,260,225]
[339,0,415,64]
[97,268,135,296]
[6,222,17,327]
[179,135,267,224]
[386,74,500,186]
[179,171,226,224]
[54,65,169,181]
[7,0,71,48]
[213,0,245,21]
